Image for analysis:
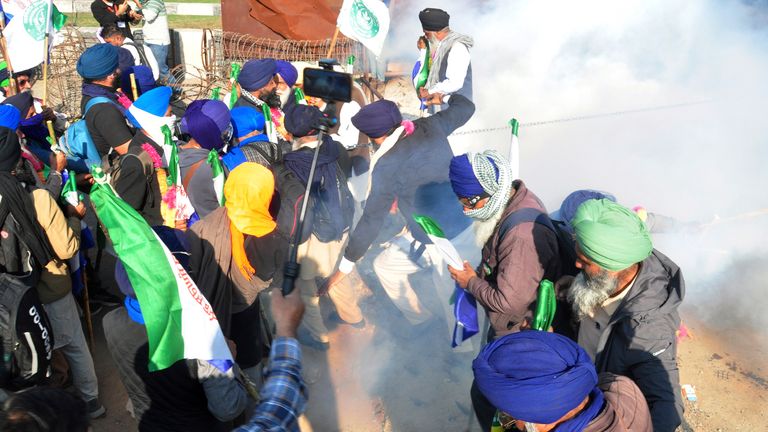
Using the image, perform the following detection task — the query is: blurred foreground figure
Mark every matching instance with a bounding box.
[473,331,652,432]
[562,199,684,431]
[0,387,90,432]
[234,286,308,431]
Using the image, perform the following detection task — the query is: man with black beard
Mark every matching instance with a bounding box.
[76,44,134,160]
[563,198,684,432]
[446,150,562,432]
[234,59,288,146]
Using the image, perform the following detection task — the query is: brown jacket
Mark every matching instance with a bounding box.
[466,180,560,337]
[31,189,80,304]
[585,373,653,432]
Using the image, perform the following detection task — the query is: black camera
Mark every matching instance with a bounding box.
[302,59,353,103]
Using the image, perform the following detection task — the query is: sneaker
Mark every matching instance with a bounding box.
[87,398,106,419]
[328,311,365,329]
[297,327,330,352]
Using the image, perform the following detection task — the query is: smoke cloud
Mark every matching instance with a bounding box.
[382,0,768,329]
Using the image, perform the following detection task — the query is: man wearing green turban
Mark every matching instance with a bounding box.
[565,198,685,432]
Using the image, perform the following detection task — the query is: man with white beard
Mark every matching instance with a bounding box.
[446,150,562,432]
[564,198,684,432]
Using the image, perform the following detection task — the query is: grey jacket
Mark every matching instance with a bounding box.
[592,250,685,432]
[179,147,220,220]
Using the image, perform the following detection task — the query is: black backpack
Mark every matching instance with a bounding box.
[309,163,355,243]
[246,144,313,244]
[0,214,54,390]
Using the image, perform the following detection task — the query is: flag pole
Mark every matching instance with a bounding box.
[508,118,520,180]
[0,14,18,96]
[41,0,54,106]
[129,72,138,100]
[326,27,340,59]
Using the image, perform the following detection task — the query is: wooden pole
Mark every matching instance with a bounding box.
[326,27,340,59]
[82,264,95,350]
[42,35,49,106]
[0,17,18,96]
[129,73,138,100]
[46,120,57,149]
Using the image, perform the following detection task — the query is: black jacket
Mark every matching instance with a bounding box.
[343,94,475,262]
[592,250,685,432]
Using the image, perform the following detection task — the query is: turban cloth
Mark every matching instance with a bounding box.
[473,331,599,424]
[559,189,616,225]
[77,44,119,79]
[224,162,276,279]
[284,104,323,137]
[419,8,450,31]
[450,153,492,198]
[276,60,298,87]
[351,99,402,139]
[572,198,653,271]
[181,100,231,150]
[120,65,157,101]
[117,47,136,72]
[231,107,266,138]
[238,59,277,92]
[450,150,511,221]
[126,86,172,129]
[0,105,21,131]
[2,93,33,118]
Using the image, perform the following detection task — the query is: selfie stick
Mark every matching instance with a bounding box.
[281,102,336,297]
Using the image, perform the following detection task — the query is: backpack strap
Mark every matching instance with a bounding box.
[182,159,205,192]
[496,207,556,248]
[83,96,113,116]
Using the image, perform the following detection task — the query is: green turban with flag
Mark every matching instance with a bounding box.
[572,199,652,271]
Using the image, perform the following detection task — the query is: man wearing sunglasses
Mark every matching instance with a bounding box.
[447,150,564,430]
[0,64,37,101]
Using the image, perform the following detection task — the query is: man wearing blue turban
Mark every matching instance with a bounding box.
[473,331,652,431]
[322,92,479,352]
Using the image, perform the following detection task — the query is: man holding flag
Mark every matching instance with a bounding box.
[446,150,562,430]
[417,8,474,108]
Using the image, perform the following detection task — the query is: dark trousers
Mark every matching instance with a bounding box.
[471,379,496,432]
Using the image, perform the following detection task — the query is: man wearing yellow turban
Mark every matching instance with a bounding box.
[565,198,685,432]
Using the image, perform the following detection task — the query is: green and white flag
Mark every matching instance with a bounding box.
[207,149,225,206]
[60,169,79,207]
[337,0,390,57]
[4,0,67,72]
[509,118,520,180]
[89,167,233,372]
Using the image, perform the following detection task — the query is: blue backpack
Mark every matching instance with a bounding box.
[62,97,113,174]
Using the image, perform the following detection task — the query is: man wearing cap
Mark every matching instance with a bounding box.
[417,8,474,107]
[178,99,232,219]
[564,198,685,431]
[223,106,275,171]
[473,331,652,432]
[322,93,478,348]
[0,62,37,101]
[283,104,362,350]
[77,43,134,159]
[235,58,288,145]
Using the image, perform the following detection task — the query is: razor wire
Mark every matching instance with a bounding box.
[450,100,712,136]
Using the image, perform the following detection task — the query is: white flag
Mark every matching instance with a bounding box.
[337,0,390,57]
[4,0,66,72]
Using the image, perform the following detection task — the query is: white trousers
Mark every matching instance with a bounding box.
[373,224,480,341]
